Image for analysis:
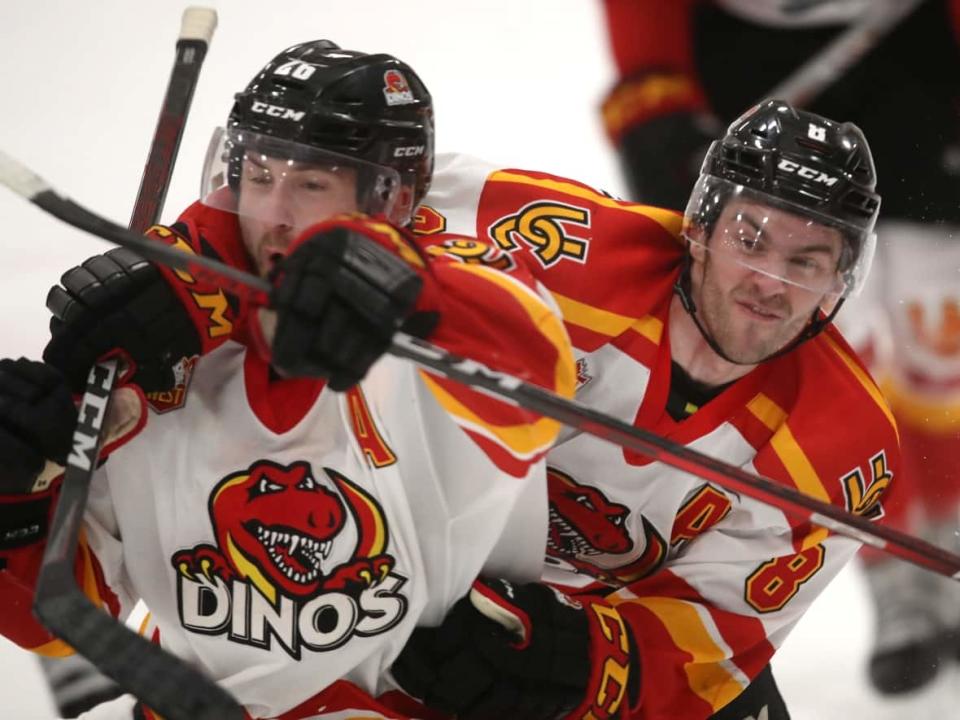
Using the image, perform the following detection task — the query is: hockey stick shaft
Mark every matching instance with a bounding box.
[129,7,215,234]
[765,0,925,107]
[387,335,960,580]
[2,156,956,582]
[29,9,243,720]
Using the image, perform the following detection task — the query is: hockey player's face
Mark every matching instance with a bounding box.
[237,154,359,275]
[692,200,844,363]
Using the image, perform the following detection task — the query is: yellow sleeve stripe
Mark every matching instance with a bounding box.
[747,393,830,503]
[553,291,663,344]
[420,373,561,458]
[488,170,683,236]
[610,593,749,712]
[631,316,665,345]
[746,393,786,429]
[823,335,899,442]
[801,527,831,551]
[446,262,576,398]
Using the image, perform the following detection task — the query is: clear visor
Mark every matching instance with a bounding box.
[682,176,876,299]
[199,126,403,228]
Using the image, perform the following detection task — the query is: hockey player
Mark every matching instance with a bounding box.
[598,0,960,697]
[389,101,900,720]
[0,41,575,719]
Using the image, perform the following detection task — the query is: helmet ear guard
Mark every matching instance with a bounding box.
[685,99,881,300]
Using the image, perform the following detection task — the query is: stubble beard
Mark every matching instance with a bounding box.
[242,222,294,277]
[697,267,807,365]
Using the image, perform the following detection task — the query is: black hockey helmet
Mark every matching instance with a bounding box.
[676,100,882,363]
[684,99,880,297]
[201,40,434,226]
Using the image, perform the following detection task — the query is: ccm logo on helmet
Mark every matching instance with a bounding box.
[250,101,306,122]
[777,159,838,187]
[393,145,425,158]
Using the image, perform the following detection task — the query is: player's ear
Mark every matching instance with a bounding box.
[686,225,707,264]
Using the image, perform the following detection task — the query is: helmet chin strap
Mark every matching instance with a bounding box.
[672,255,845,367]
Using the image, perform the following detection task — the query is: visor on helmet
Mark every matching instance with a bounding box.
[682,176,876,299]
[199,126,403,226]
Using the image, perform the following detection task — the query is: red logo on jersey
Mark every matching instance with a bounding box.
[383,69,415,106]
[546,467,666,586]
[575,357,593,389]
[172,460,407,658]
[413,204,447,236]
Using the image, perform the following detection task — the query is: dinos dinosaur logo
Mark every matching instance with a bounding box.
[546,467,666,586]
[172,460,407,659]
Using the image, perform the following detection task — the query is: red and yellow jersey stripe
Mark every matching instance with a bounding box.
[418,240,576,476]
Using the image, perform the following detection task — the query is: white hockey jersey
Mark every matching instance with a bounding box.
[0,207,574,719]
[410,154,902,719]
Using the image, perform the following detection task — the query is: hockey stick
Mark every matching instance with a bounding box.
[27,9,244,720]
[129,8,217,235]
[765,0,926,107]
[2,154,958,583]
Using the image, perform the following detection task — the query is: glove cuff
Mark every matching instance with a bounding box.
[290,215,444,331]
[0,488,57,551]
[565,597,637,720]
[601,71,707,143]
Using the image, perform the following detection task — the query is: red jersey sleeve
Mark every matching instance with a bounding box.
[465,167,686,353]
[289,214,577,478]
[144,201,257,356]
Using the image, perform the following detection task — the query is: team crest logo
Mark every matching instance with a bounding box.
[383,69,415,106]
[146,355,197,413]
[172,460,407,658]
[488,201,591,267]
[546,467,666,586]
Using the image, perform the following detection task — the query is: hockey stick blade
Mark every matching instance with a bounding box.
[3,152,958,583]
[34,361,242,720]
[28,7,242,719]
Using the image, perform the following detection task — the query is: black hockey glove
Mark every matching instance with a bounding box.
[43,247,202,394]
[392,578,639,720]
[0,359,75,551]
[0,358,76,496]
[269,218,435,391]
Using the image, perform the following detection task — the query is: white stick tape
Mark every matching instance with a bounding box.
[0,149,51,199]
[179,7,218,45]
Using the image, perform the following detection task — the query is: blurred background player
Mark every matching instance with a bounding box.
[599,0,960,696]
